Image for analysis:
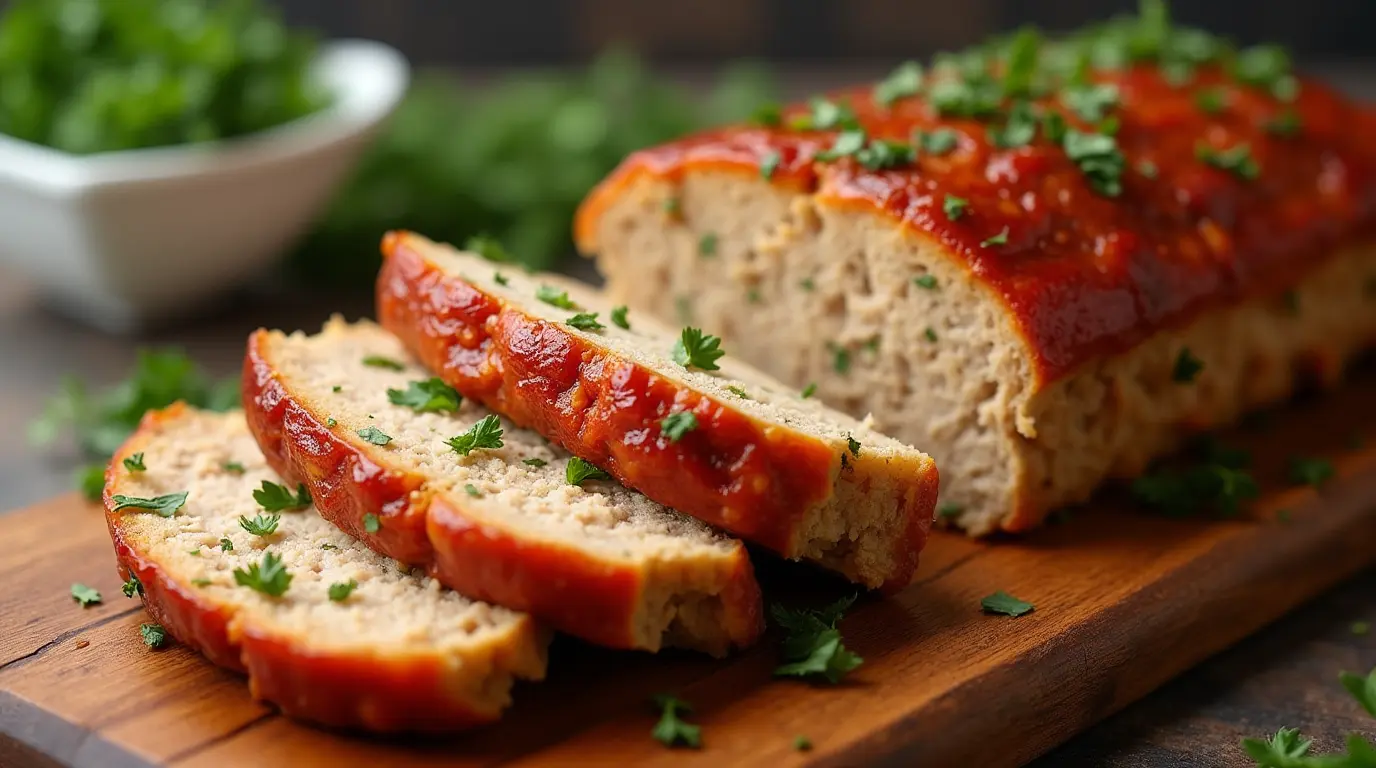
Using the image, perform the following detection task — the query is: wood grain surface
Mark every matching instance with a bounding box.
[2,374,1374,768]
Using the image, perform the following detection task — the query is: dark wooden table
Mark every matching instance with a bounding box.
[2,267,1373,768]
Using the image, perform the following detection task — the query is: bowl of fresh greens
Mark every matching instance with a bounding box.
[0,0,408,331]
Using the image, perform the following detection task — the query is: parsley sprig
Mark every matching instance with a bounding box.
[1131,439,1258,518]
[112,492,188,518]
[238,513,281,537]
[672,327,726,371]
[446,415,505,456]
[567,457,611,485]
[233,551,293,597]
[651,694,702,749]
[387,378,463,413]
[253,481,310,512]
[772,595,864,683]
[1241,667,1376,766]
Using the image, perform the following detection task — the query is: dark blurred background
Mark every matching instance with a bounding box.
[271,0,1375,65]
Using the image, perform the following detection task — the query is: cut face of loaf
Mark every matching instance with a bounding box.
[242,318,763,654]
[104,405,548,731]
[576,170,1376,535]
[376,231,939,591]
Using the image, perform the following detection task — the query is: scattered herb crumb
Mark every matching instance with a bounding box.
[356,426,392,446]
[914,274,938,290]
[253,481,310,512]
[140,623,168,649]
[794,735,813,752]
[651,694,702,749]
[363,513,381,534]
[328,580,358,602]
[523,457,548,468]
[801,382,817,399]
[535,285,577,310]
[362,355,405,371]
[567,457,611,485]
[465,483,482,497]
[122,574,143,598]
[233,551,293,597]
[660,411,699,442]
[672,327,726,371]
[220,537,234,551]
[981,591,1035,618]
[71,583,101,607]
[698,233,718,257]
[610,305,631,330]
[980,226,1010,247]
[222,461,245,474]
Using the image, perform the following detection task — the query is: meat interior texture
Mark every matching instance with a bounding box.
[575,12,1376,535]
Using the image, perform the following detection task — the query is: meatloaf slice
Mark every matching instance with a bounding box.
[375,231,939,591]
[243,318,763,655]
[105,404,548,731]
[574,31,1376,535]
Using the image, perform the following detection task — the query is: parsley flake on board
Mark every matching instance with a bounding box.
[567,457,611,485]
[233,552,293,597]
[1240,667,1376,766]
[874,60,924,108]
[610,305,631,330]
[238,513,280,537]
[651,694,702,749]
[463,234,512,263]
[660,411,699,442]
[71,583,101,607]
[387,378,463,413]
[772,595,864,683]
[981,591,1035,617]
[362,355,405,371]
[328,580,358,602]
[1289,457,1334,488]
[1131,439,1258,518]
[1197,142,1260,180]
[567,312,605,331]
[253,481,310,512]
[446,414,505,455]
[122,452,146,472]
[943,194,969,221]
[362,513,381,533]
[356,426,392,446]
[112,492,188,518]
[140,623,168,649]
[672,327,726,371]
[760,150,781,180]
[535,285,577,310]
[979,227,1012,247]
[122,573,143,598]
[1173,348,1204,382]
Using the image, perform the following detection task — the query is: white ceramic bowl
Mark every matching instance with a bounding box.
[0,39,409,332]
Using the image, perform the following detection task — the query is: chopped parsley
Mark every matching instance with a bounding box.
[660,411,699,443]
[111,491,188,518]
[567,312,605,331]
[928,76,1002,119]
[726,385,751,399]
[925,327,939,342]
[989,100,1038,148]
[651,694,702,749]
[464,234,513,263]
[140,623,168,649]
[855,138,916,170]
[750,102,782,127]
[1289,457,1334,488]
[325,417,337,428]
[794,735,813,752]
[328,580,358,602]
[937,501,964,519]
[772,595,864,683]
[672,327,726,371]
[1063,129,1125,196]
[356,426,392,446]
[493,272,510,286]
[253,481,310,512]
[567,457,611,485]
[846,435,861,458]
[234,551,292,597]
[1263,109,1303,137]
[980,227,1010,248]
[814,129,867,162]
[915,127,959,155]
[610,305,631,330]
[697,233,718,257]
[1173,348,1204,383]
[464,483,482,497]
[829,343,852,375]
[238,513,280,537]
[942,194,969,221]
[800,277,815,291]
[662,196,682,217]
[1231,44,1297,100]
[1240,668,1376,765]
[1060,82,1119,122]
[1137,160,1159,178]
[535,285,577,310]
[219,537,233,552]
[122,452,146,472]
[981,590,1035,617]
[1131,439,1258,518]
[760,150,781,180]
[122,573,143,598]
[445,414,505,456]
[874,60,924,107]
[1194,87,1227,115]
[191,578,212,587]
[914,274,939,290]
[71,583,101,607]
[387,378,463,413]
[362,513,381,533]
[1196,142,1259,180]
[222,461,245,474]
[801,382,818,399]
[522,457,548,468]
[362,355,405,371]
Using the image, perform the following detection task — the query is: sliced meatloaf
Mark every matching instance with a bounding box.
[105,404,548,731]
[243,318,763,654]
[375,231,939,591]
[574,16,1376,535]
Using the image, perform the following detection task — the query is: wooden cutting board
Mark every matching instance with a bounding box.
[2,377,1375,768]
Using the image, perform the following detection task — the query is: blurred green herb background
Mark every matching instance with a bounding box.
[295,49,776,281]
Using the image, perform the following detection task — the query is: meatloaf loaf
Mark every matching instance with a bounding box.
[243,318,763,654]
[106,404,548,731]
[377,231,938,590]
[574,12,1376,534]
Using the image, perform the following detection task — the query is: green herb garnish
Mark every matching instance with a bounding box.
[1173,348,1204,383]
[567,312,605,331]
[446,415,505,456]
[328,580,358,602]
[238,513,280,537]
[233,551,293,597]
[122,453,146,472]
[112,492,188,518]
[535,285,577,310]
[651,694,702,749]
[981,591,1035,617]
[363,513,381,533]
[140,623,168,649]
[610,305,631,330]
[672,327,726,371]
[122,574,143,598]
[760,150,781,180]
[980,227,1010,247]
[914,274,939,290]
[660,411,699,443]
[362,355,405,371]
[1197,142,1260,180]
[801,383,818,399]
[356,426,392,446]
[916,128,959,155]
[522,458,548,468]
[71,583,101,607]
[567,457,611,485]
[942,194,969,221]
[697,233,718,257]
[388,378,463,413]
[874,61,924,108]
[219,538,233,552]
[1289,457,1334,488]
[772,595,864,683]
[463,234,512,263]
[253,481,310,512]
[1061,83,1119,122]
